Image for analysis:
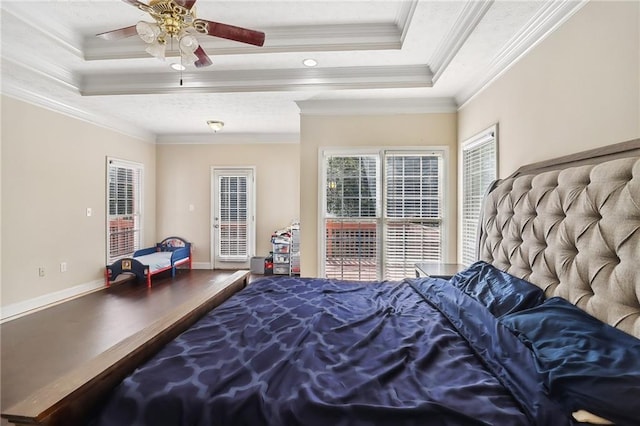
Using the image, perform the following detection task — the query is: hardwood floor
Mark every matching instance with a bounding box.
[1,269,258,425]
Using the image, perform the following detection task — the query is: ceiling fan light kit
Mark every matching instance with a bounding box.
[97,0,265,69]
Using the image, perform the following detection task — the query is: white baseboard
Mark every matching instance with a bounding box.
[1,264,227,323]
[0,279,104,324]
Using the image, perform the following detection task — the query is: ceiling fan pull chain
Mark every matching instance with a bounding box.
[180,47,184,86]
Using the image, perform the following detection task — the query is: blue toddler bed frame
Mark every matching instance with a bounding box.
[105,237,192,288]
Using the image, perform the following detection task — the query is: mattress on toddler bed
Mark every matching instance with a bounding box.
[134,252,173,273]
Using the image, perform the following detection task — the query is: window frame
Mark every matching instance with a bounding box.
[382,149,445,279]
[459,124,498,266]
[319,149,382,280]
[318,146,450,280]
[106,157,144,264]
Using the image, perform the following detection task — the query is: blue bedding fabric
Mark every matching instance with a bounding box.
[501,297,640,426]
[92,276,570,426]
[448,261,545,318]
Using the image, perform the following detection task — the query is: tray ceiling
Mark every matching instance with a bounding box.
[0,0,586,143]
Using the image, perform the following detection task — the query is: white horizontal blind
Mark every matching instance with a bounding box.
[462,129,497,265]
[323,154,379,281]
[107,158,143,263]
[384,152,443,280]
[218,175,248,259]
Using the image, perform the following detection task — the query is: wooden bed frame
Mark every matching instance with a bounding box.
[105,236,193,288]
[2,138,638,425]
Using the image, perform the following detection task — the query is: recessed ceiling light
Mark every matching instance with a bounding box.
[170,63,186,71]
[302,58,318,67]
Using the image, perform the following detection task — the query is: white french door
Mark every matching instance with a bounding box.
[211,167,256,269]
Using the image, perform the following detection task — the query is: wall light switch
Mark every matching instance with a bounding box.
[60,262,67,272]
[86,207,92,217]
[189,204,195,212]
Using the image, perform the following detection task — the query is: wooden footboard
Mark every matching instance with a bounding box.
[1,270,250,426]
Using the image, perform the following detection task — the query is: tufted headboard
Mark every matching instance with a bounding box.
[478,139,640,339]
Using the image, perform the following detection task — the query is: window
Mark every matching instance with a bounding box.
[321,149,446,281]
[106,158,143,263]
[461,126,497,265]
[384,152,443,279]
[324,154,380,281]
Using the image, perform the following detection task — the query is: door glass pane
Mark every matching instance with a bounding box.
[218,175,248,258]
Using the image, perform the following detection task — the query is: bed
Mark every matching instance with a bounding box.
[2,139,639,426]
[105,237,192,288]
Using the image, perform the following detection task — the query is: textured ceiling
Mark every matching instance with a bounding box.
[0,0,587,143]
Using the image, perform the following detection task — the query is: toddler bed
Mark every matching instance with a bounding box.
[105,236,192,288]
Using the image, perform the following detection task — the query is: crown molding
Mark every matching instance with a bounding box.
[397,0,419,45]
[83,22,403,61]
[456,0,589,108]
[80,65,433,96]
[1,9,83,58]
[429,0,494,84]
[296,97,457,115]
[156,133,299,145]
[2,55,79,93]
[1,84,156,144]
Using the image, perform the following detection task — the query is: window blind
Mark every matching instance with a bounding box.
[321,150,445,281]
[384,152,443,280]
[218,175,249,259]
[107,158,143,263]
[461,129,497,265]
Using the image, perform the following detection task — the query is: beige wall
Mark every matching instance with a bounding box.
[1,96,156,309]
[4,0,637,311]
[156,143,300,266]
[299,113,458,277]
[458,0,640,178]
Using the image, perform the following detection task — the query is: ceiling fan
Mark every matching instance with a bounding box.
[96,0,265,68]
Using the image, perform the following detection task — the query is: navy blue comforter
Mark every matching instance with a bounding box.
[93,276,569,426]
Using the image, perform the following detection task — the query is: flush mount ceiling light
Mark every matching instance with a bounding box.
[96,0,266,68]
[170,62,186,71]
[302,58,318,67]
[207,120,224,132]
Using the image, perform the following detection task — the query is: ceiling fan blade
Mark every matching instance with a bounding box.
[174,0,197,10]
[194,19,265,46]
[96,25,138,40]
[194,46,213,68]
[121,0,150,9]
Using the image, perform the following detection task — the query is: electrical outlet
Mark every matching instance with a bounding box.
[38,267,45,277]
[60,262,67,272]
